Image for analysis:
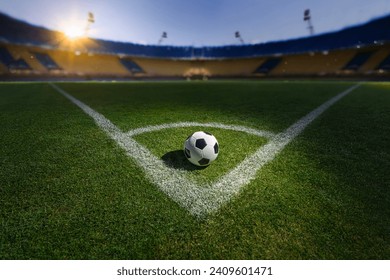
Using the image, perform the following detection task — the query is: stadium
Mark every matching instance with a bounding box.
[0,1,389,261]
[1,11,390,79]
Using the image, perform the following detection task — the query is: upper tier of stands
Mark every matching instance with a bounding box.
[0,12,389,59]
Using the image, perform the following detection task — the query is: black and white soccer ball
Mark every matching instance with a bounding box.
[184,131,219,166]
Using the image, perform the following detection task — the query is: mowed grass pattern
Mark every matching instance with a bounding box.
[0,81,389,259]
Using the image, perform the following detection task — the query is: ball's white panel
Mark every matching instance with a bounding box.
[184,131,219,166]
[185,136,203,166]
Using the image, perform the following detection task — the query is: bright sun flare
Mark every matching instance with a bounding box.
[63,24,84,39]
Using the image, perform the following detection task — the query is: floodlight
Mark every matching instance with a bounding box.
[235,31,245,44]
[303,9,314,35]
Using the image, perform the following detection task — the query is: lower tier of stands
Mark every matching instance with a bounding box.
[1,43,390,78]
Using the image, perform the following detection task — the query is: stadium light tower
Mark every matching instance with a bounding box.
[84,12,95,37]
[158,32,168,44]
[304,9,314,36]
[235,31,245,44]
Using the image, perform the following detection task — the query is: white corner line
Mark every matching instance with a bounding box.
[49,82,361,218]
[125,122,275,139]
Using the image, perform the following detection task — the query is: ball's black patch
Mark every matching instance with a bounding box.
[198,158,210,166]
[184,148,191,158]
[195,138,207,150]
[214,143,219,154]
[203,131,212,136]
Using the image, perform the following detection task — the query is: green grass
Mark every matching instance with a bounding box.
[134,127,267,184]
[0,81,389,259]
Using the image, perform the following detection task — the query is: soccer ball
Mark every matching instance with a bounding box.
[184,131,219,166]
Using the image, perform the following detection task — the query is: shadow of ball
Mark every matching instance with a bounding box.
[161,150,208,171]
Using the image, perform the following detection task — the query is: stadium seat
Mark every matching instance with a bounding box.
[376,54,390,71]
[119,58,144,73]
[48,50,131,76]
[0,46,31,71]
[0,46,14,66]
[0,61,7,74]
[32,52,61,70]
[269,50,357,76]
[342,51,374,71]
[253,58,282,74]
[204,58,264,76]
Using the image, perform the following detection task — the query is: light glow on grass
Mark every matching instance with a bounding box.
[1,81,389,259]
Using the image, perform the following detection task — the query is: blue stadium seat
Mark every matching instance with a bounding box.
[254,58,281,74]
[9,58,31,70]
[32,52,61,70]
[343,51,373,71]
[119,58,144,73]
[376,54,390,71]
[0,46,14,65]
[0,46,31,70]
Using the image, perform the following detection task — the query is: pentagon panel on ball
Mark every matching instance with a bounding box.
[184,131,219,166]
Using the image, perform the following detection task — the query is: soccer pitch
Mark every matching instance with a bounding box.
[0,81,389,259]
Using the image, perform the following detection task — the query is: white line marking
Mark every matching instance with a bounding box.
[49,83,121,136]
[125,122,275,139]
[49,82,361,218]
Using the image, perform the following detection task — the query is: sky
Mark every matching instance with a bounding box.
[0,0,390,46]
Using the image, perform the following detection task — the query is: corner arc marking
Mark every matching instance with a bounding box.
[49,82,361,218]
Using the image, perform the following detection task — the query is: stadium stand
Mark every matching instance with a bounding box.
[7,45,47,73]
[0,11,390,78]
[0,46,31,71]
[119,58,144,74]
[360,48,390,73]
[0,61,7,74]
[254,58,282,74]
[270,50,357,76]
[376,54,390,71]
[342,51,373,71]
[48,50,130,76]
[32,52,61,70]
[0,47,14,66]
[201,58,264,76]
